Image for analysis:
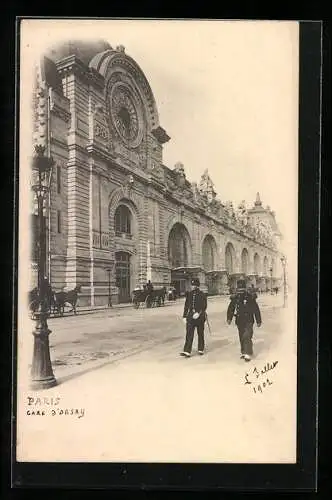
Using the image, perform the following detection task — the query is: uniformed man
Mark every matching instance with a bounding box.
[180,278,207,357]
[226,279,262,362]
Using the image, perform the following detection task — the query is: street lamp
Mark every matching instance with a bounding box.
[269,267,273,295]
[105,268,113,307]
[30,145,57,390]
[280,256,288,308]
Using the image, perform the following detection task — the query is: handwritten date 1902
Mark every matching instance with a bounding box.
[243,360,278,394]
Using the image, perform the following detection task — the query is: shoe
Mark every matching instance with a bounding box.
[240,354,245,359]
[180,352,191,357]
[198,351,204,355]
[244,354,251,362]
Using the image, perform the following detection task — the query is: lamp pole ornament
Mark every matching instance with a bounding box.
[30,145,57,390]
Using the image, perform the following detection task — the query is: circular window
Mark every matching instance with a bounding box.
[109,83,143,148]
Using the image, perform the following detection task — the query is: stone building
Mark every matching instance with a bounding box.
[30,40,283,305]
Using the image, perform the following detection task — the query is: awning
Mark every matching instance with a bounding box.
[205,269,226,275]
[172,266,203,273]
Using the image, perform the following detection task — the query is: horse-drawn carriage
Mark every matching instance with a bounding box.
[28,284,82,318]
[167,286,177,301]
[132,286,167,309]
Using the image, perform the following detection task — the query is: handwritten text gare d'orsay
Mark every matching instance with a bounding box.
[25,396,85,418]
[244,360,279,394]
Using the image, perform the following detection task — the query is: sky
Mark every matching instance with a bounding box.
[21,19,299,275]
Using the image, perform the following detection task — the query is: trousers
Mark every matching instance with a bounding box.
[237,322,254,355]
[183,320,205,353]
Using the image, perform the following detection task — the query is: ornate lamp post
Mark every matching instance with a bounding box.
[105,268,113,307]
[280,256,288,308]
[30,145,57,390]
[269,266,273,295]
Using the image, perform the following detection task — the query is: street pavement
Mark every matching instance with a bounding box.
[17,293,297,464]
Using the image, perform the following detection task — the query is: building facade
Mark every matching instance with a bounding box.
[30,40,283,305]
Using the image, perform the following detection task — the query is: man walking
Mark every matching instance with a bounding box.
[226,279,262,362]
[180,278,207,357]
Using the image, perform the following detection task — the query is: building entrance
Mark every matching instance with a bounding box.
[115,251,131,303]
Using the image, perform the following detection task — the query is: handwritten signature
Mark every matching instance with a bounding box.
[244,360,278,394]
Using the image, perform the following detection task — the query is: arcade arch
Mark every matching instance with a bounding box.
[241,248,249,275]
[202,234,217,272]
[168,223,193,296]
[225,242,236,274]
[168,222,192,268]
[254,253,261,275]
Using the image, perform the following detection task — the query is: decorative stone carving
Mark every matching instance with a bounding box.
[198,169,216,203]
[255,192,262,206]
[91,103,113,153]
[174,162,186,188]
[236,200,248,226]
[191,182,200,204]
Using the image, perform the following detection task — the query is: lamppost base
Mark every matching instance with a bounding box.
[30,376,57,391]
[31,311,57,390]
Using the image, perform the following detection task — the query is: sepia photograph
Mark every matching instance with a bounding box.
[16,19,300,465]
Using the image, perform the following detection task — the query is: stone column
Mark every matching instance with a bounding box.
[146,240,152,282]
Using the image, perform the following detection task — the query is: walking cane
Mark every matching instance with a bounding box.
[205,313,212,335]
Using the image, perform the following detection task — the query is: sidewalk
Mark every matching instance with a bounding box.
[61,293,240,315]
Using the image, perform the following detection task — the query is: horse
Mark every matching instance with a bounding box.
[53,285,82,316]
[28,285,55,318]
[150,287,167,307]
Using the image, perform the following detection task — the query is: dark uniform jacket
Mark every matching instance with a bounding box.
[183,289,207,322]
[227,291,261,326]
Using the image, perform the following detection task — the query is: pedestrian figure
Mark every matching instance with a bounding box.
[180,278,207,357]
[226,279,262,362]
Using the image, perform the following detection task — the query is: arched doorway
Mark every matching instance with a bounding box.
[168,223,192,296]
[241,248,249,275]
[115,251,131,303]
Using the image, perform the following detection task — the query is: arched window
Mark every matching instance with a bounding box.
[115,205,132,236]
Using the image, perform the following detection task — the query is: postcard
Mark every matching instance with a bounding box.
[16,19,299,465]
